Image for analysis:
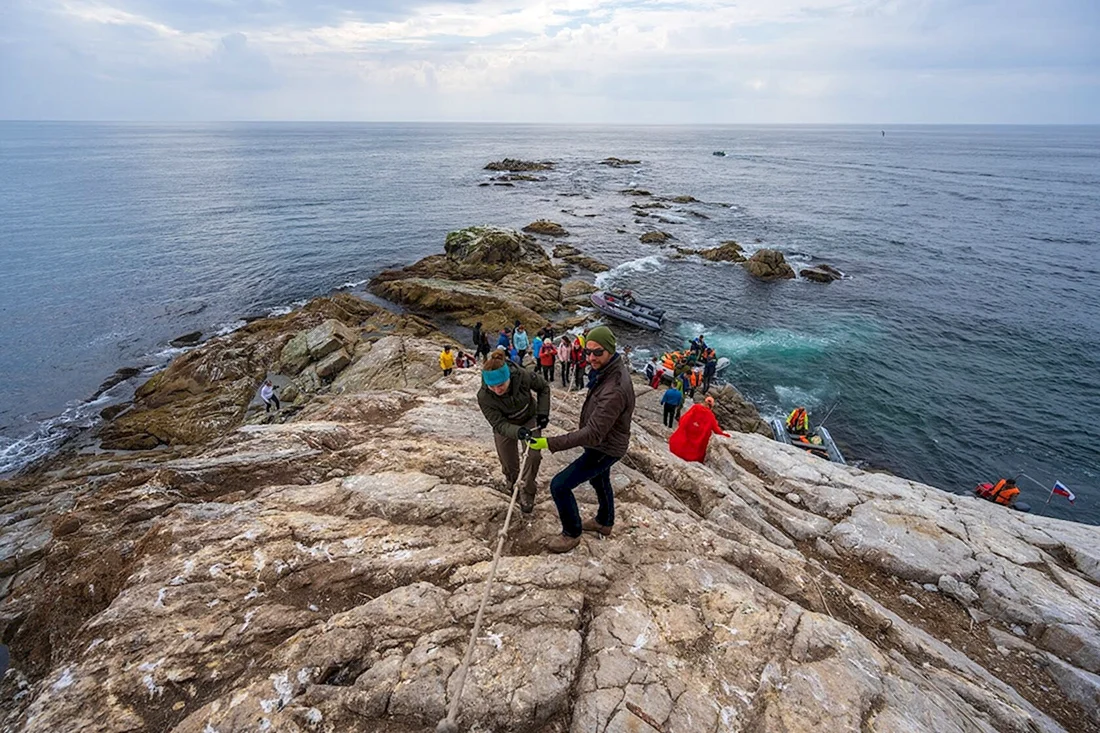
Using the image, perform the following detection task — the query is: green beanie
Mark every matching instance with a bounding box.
[586,325,617,353]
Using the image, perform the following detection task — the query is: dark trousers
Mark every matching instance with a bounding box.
[544,364,555,380]
[702,373,713,393]
[573,363,586,389]
[662,404,677,427]
[550,448,619,537]
[475,344,489,360]
[264,396,281,413]
[442,369,453,377]
[560,362,570,387]
[517,349,527,366]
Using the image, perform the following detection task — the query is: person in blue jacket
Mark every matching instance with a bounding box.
[660,383,683,428]
[512,324,530,366]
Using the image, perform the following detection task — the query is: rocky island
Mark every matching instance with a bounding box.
[2,230,1099,733]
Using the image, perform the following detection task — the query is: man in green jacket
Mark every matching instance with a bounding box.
[477,349,551,514]
[527,325,635,553]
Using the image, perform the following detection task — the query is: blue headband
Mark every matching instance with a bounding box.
[482,365,511,386]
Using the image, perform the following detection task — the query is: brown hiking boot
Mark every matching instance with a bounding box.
[581,518,612,537]
[546,533,582,554]
[519,493,535,514]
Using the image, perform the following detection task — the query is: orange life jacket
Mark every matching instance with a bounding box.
[786,407,809,434]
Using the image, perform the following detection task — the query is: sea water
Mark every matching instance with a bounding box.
[1,122,1097,523]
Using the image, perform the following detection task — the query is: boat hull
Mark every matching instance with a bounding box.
[770,418,846,464]
[590,292,664,331]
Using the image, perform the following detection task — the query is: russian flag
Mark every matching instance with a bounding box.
[1052,481,1076,503]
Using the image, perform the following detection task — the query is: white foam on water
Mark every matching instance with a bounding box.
[676,321,831,361]
[594,255,665,288]
[773,384,826,409]
[336,278,368,290]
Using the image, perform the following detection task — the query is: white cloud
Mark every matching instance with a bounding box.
[1,0,1097,121]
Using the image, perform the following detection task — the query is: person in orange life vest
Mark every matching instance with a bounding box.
[785,406,810,435]
[669,395,729,462]
[980,478,1021,506]
[539,339,557,380]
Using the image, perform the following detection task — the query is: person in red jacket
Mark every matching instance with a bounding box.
[669,396,729,463]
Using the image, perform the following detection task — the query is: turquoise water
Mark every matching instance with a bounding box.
[1,123,1097,523]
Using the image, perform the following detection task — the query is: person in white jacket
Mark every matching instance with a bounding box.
[556,335,572,388]
[260,380,280,413]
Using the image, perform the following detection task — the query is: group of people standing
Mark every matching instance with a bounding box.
[474,324,634,553]
[474,321,589,391]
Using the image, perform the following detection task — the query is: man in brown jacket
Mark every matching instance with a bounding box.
[526,325,635,553]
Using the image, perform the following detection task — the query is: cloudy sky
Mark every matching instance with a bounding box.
[1,0,1097,123]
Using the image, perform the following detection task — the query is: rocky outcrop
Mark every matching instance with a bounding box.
[552,244,609,273]
[669,195,698,204]
[620,188,651,197]
[599,157,641,167]
[483,159,553,172]
[639,230,671,244]
[98,296,380,451]
[370,227,566,332]
[523,220,569,237]
[168,331,202,348]
[4,308,1099,733]
[677,240,746,263]
[800,264,844,283]
[743,249,796,281]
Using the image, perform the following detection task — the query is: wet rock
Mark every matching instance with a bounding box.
[484,159,554,172]
[552,244,609,273]
[800,266,842,283]
[94,367,143,397]
[169,331,203,348]
[523,220,569,237]
[639,231,671,244]
[697,241,746,262]
[669,195,698,203]
[370,227,565,332]
[707,384,771,436]
[98,403,130,421]
[561,280,598,300]
[599,157,641,167]
[620,188,652,196]
[743,249,796,281]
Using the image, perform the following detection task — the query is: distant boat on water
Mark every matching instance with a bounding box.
[712,151,727,157]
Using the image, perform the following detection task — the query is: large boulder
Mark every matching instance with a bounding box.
[696,241,746,262]
[800,264,843,283]
[743,249,796,280]
[707,384,771,436]
[370,227,565,333]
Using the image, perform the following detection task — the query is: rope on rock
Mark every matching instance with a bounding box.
[436,468,525,733]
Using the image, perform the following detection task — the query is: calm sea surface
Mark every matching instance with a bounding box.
[1,122,1097,523]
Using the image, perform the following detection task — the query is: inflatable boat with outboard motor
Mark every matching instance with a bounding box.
[770,406,846,464]
[590,289,665,331]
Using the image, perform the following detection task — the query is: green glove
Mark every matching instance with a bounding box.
[527,437,548,451]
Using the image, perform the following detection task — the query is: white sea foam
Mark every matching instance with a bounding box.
[594,255,665,288]
[336,279,368,290]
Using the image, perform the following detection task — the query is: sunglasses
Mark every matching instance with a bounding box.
[583,347,606,357]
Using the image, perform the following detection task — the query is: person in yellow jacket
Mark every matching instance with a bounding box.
[785,406,810,435]
[439,345,456,377]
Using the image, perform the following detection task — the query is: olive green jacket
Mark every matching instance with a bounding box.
[477,364,551,440]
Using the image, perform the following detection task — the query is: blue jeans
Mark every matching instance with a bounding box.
[550,448,619,537]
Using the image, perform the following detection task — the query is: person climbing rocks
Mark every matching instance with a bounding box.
[513,324,530,366]
[525,325,635,553]
[557,335,572,387]
[643,356,658,385]
[571,332,586,390]
[539,337,557,380]
[472,321,483,352]
[476,349,550,514]
[531,330,544,371]
[702,350,718,394]
[259,379,280,413]
[475,330,491,360]
[660,381,683,427]
[669,395,729,462]
[439,345,456,377]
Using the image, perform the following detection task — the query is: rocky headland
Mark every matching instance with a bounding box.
[2,225,1099,732]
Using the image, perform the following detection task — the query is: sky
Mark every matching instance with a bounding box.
[1,0,1098,123]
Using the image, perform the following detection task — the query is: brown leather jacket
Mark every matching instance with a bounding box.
[547,354,635,457]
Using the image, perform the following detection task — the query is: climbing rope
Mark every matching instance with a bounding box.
[435,465,524,733]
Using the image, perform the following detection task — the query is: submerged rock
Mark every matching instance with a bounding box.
[639,230,672,244]
[743,249,796,281]
[169,331,202,348]
[800,264,843,283]
[599,157,641,167]
[484,159,554,172]
[522,220,569,237]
